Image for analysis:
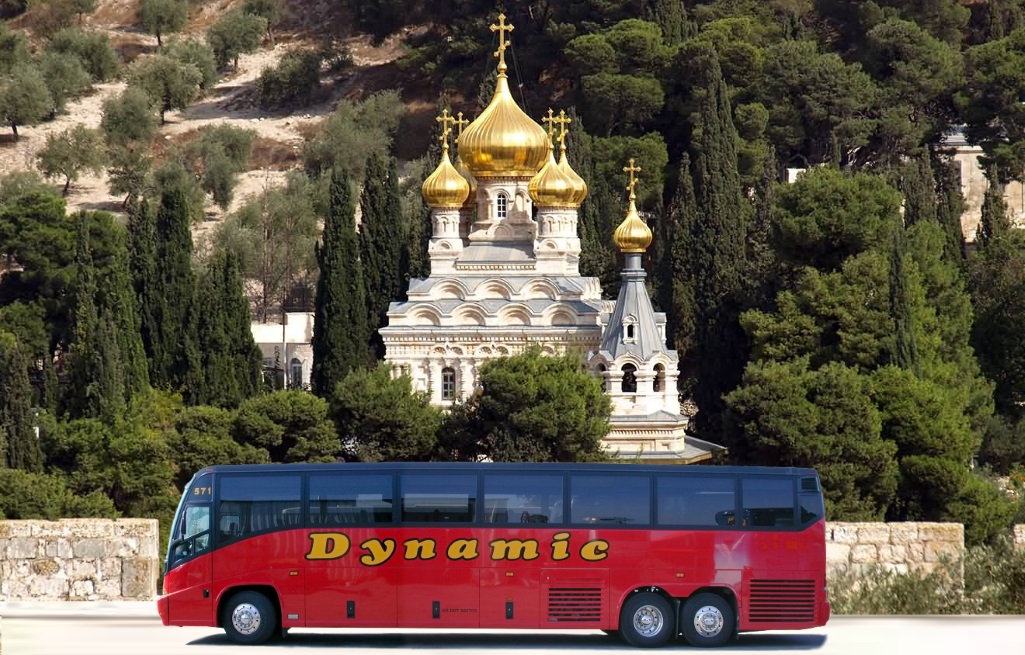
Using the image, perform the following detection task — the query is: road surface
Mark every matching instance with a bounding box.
[2,603,1022,653]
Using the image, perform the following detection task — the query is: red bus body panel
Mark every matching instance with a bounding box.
[161,520,828,633]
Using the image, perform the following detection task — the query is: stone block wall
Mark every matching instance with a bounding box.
[826,522,964,576]
[0,519,159,601]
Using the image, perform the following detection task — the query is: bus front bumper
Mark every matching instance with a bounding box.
[157,595,170,625]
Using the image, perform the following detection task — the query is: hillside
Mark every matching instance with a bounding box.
[0,0,419,234]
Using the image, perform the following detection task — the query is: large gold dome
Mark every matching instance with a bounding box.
[528,149,577,207]
[458,73,552,178]
[422,148,471,208]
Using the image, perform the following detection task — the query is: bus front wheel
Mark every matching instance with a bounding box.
[620,592,675,648]
[681,592,734,648]
[223,591,278,645]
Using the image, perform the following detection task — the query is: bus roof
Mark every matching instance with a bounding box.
[192,462,818,479]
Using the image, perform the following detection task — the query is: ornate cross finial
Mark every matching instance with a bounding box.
[490,13,515,73]
[541,108,557,140]
[553,110,572,148]
[436,109,456,150]
[624,158,642,199]
[454,111,469,139]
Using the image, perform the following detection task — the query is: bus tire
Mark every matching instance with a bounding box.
[223,591,277,645]
[681,592,734,648]
[620,592,675,648]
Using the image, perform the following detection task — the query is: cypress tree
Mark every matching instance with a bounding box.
[647,0,691,45]
[130,199,162,381]
[889,216,921,376]
[101,219,149,402]
[570,126,619,296]
[934,156,968,267]
[900,154,938,228]
[659,154,698,361]
[745,145,779,310]
[688,47,748,438]
[312,167,369,397]
[360,153,404,361]
[0,332,42,472]
[977,169,1011,248]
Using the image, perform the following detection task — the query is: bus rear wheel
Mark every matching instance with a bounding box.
[223,591,277,645]
[620,592,675,648]
[681,592,734,648]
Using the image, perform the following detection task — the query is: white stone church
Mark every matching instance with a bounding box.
[377,15,721,463]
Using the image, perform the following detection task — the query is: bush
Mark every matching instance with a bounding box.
[0,468,117,519]
[828,560,963,615]
[46,28,120,82]
[257,49,322,108]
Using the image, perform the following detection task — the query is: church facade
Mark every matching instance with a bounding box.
[380,15,721,463]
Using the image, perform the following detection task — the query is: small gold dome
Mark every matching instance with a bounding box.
[529,149,578,207]
[458,77,551,178]
[613,197,653,253]
[422,148,471,208]
[454,153,478,207]
[558,148,588,206]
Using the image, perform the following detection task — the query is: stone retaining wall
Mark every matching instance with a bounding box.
[0,519,159,601]
[826,522,964,575]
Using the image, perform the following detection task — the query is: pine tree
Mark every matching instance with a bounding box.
[689,48,748,438]
[360,153,405,361]
[0,332,42,472]
[889,216,921,376]
[312,167,369,397]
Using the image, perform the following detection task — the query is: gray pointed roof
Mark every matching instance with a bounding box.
[598,252,673,361]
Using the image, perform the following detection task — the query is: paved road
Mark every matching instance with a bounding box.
[2,604,1023,653]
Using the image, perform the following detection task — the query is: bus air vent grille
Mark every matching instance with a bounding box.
[547,587,603,622]
[801,478,819,492]
[748,579,816,623]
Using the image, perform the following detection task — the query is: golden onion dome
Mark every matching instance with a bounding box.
[454,153,478,207]
[528,149,578,207]
[558,147,588,206]
[422,147,471,208]
[613,158,652,253]
[459,74,552,178]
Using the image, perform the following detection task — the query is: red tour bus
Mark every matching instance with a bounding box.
[158,462,830,647]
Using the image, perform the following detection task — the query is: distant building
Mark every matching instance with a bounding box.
[941,127,1025,241]
[250,311,313,390]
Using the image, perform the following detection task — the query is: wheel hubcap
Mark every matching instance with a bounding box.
[633,604,664,637]
[232,603,261,635]
[693,605,724,638]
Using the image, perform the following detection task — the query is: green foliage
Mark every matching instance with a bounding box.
[302,90,406,179]
[46,28,119,82]
[464,349,611,463]
[725,358,898,519]
[943,472,1016,546]
[169,405,267,489]
[139,0,187,47]
[182,124,256,210]
[360,154,406,358]
[312,167,368,396]
[257,49,322,108]
[165,39,219,91]
[206,9,267,70]
[331,365,442,462]
[36,125,106,195]
[101,86,158,147]
[0,331,42,471]
[774,167,901,271]
[243,0,282,42]
[977,175,1011,246]
[0,24,31,75]
[0,468,116,520]
[828,560,964,615]
[129,54,202,123]
[233,390,340,462]
[979,415,1025,475]
[0,64,52,140]
[38,50,91,116]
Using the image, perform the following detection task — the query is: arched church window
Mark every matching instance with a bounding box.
[442,367,457,400]
[289,358,303,389]
[627,325,635,339]
[496,192,508,219]
[654,364,665,393]
[621,364,637,393]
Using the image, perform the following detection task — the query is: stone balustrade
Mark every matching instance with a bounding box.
[0,519,159,601]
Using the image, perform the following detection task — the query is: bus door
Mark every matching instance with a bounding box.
[166,475,214,625]
[395,473,480,628]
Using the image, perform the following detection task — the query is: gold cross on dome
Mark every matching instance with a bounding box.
[454,111,469,139]
[553,110,572,147]
[624,159,642,198]
[541,108,556,140]
[491,13,515,71]
[436,109,456,149]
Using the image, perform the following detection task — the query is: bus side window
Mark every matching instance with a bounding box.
[741,478,796,528]
[657,476,735,527]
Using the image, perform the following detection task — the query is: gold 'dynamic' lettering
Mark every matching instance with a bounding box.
[403,538,438,560]
[360,538,396,566]
[579,539,610,562]
[489,539,540,561]
[447,539,480,560]
[550,532,571,561]
[305,532,351,560]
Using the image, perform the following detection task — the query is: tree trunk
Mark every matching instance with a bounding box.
[11,123,18,140]
[63,177,72,196]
